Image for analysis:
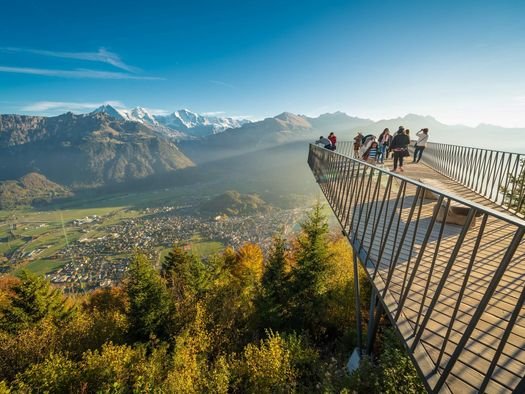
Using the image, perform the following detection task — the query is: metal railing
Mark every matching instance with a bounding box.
[308,143,525,393]
[337,140,525,216]
[421,142,525,216]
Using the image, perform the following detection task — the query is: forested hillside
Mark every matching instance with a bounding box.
[0,205,423,393]
[200,191,272,216]
[0,173,72,209]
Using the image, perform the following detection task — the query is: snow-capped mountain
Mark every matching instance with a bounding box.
[156,109,250,137]
[91,105,250,138]
[92,104,126,120]
[92,105,160,127]
[128,107,160,127]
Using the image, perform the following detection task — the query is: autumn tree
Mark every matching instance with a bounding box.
[205,244,264,354]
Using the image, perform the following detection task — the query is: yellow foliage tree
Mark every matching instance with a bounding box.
[237,331,297,393]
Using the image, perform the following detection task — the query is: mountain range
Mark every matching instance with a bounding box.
[0,112,193,189]
[1,107,524,208]
[179,111,378,163]
[92,105,250,138]
[180,110,525,164]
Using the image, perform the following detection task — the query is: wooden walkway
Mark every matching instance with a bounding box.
[309,145,525,393]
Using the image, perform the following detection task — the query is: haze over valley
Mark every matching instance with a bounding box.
[2,102,523,284]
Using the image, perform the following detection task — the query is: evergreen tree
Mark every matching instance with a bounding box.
[161,245,209,335]
[0,270,72,333]
[161,246,207,302]
[257,235,291,330]
[289,202,333,335]
[125,255,171,341]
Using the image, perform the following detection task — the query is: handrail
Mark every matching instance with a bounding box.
[316,142,525,228]
[414,141,524,216]
[335,139,525,216]
[308,143,525,393]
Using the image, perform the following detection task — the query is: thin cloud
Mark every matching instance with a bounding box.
[231,115,255,120]
[202,111,226,116]
[0,66,163,80]
[209,80,236,89]
[145,108,170,115]
[22,100,125,112]
[1,47,139,72]
[201,111,253,120]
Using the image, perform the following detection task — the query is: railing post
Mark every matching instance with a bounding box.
[366,287,384,356]
[353,246,362,355]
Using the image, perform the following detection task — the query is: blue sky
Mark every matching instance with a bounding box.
[1,0,524,127]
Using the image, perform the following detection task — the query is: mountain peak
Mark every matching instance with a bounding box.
[274,111,296,120]
[273,112,311,128]
[129,107,159,126]
[93,104,118,112]
[178,108,196,115]
[401,113,439,123]
[92,104,125,120]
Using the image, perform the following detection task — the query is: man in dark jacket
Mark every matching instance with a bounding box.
[390,127,410,172]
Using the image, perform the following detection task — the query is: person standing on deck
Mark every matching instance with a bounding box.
[364,141,380,164]
[390,127,410,172]
[353,132,363,158]
[378,128,391,163]
[413,128,429,163]
[328,132,337,151]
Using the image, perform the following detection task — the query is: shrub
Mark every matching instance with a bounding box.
[79,341,169,392]
[236,331,297,393]
[0,318,60,381]
[349,329,425,394]
[12,353,79,393]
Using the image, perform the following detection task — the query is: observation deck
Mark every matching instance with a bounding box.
[308,141,525,393]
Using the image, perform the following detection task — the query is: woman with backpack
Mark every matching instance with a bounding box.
[378,128,391,163]
[390,126,410,172]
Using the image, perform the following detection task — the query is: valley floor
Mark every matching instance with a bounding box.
[1,186,311,292]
